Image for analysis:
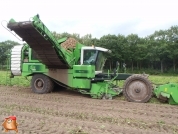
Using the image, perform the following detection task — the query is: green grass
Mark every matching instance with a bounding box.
[0,71,31,87]
[149,75,178,85]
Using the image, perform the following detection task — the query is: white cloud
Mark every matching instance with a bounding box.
[0,0,178,43]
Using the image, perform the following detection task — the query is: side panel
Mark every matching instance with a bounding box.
[48,69,73,87]
[73,65,95,78]
[22,63,48,76]
[47,68,92,89]
[73,79,91,89]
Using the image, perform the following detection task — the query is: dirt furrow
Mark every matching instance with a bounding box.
[0,108,169,134]
[0,96,178,127]
[0,87,177,112]
[0,86,178,134]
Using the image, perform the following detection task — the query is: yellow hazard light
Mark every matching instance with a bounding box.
[164,88,167,92]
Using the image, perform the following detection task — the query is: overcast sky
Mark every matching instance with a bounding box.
[0,0,177,43]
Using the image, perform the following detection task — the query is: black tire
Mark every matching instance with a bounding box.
[123,74,153,103]
[31,74,54,94]
[158,95,168,103]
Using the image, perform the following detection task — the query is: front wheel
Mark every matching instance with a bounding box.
[123,74,153,103]
[31,74,54,94]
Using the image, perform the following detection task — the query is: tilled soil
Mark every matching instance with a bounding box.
[0,86,178,134]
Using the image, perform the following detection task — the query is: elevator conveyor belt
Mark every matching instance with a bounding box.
[7,21,68,69]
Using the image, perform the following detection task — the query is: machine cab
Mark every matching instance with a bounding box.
[80,46,111,74]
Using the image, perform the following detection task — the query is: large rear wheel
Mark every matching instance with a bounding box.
[31,74,54,94]
[123,74,153,103]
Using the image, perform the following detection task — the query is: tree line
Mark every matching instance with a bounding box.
[1,25,178,74]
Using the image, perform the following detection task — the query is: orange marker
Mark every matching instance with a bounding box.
[2,116,18,133]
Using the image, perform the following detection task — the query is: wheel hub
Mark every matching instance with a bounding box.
[126,80,148,101]
[37,81,43,87]
[34,78,44,90]
[123,75,152,103]
[135,88,141,93]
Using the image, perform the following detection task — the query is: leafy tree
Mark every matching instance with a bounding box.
[125,34,139,71]
[99,34,121,70]
[0,40,20,67]
[80,34,93,46]
[167,26,178,72]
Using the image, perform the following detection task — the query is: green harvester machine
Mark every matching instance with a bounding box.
[6,14,178,105]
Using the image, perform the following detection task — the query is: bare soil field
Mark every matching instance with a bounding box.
[0,85,178,134]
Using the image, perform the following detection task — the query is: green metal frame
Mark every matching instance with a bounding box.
[22,63,48,76]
